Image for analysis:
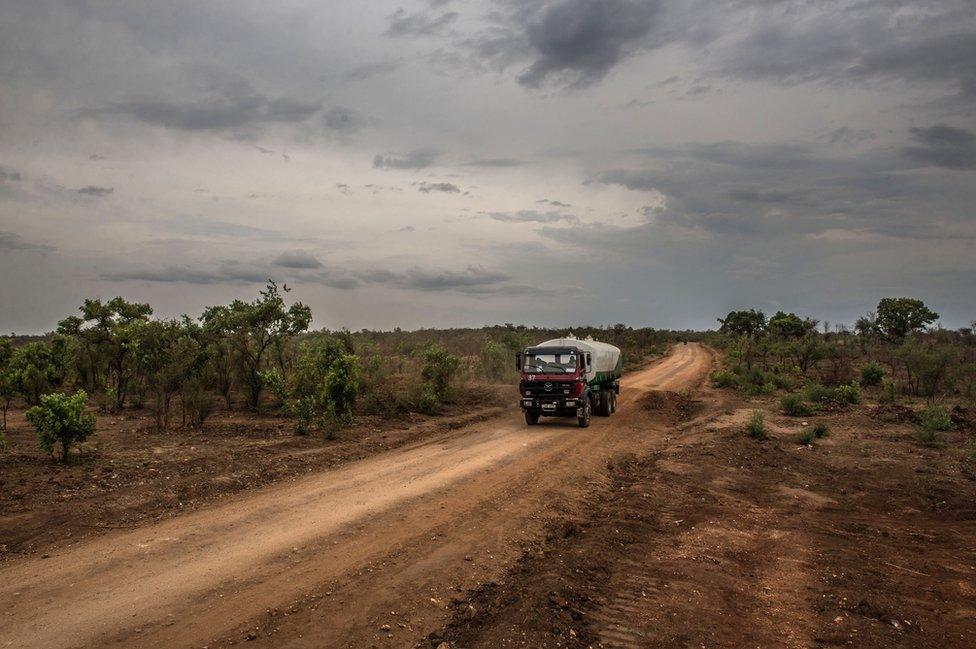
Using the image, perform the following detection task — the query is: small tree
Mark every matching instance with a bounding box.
[8,341,66,405]
[26,390,96,462]
[768,312,816,339]
[875,298,939,340]
[419,344,461,404]
[718,310,767,339]
[201,281,311,409]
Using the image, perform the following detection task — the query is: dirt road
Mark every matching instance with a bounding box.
[0,343,713,649]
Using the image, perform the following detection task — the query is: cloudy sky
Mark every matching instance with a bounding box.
[1,0,974,332]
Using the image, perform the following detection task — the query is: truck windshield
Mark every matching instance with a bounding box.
[523,353,577,374]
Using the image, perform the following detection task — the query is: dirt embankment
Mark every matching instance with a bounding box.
[427,388,976,649]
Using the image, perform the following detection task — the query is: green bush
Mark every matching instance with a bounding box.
[26,390,96,462]
[834,382,862,405]
[780,393,814,417]
[921,404,952,433]
[745,410,767,440]
[812,422,829,438]
[710,369,738,388]
[880,377,900,405]
[419,344,460,403]
[917,404,951,447]
[860,362,884,386]
[418,387,441,415]
[796,428,815,445]
[804,383,832,404]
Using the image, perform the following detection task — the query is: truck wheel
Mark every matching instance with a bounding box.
[525,411,540,426]
[598,390,611,416]
[578,400,591,428]
[610,391,617,414]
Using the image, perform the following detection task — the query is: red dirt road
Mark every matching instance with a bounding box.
[0,344,713,649]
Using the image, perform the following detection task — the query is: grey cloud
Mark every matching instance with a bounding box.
[537,198,571,207]
[416,181,461,194]
[483,210,577,223]
[341,59,401,82]
[517,0,658,88]
[903,125,976,170]
[83,79,321,133]
[597,137,973,240]
[272,250,323,269]
[826,127,876,147]
[0,231,55,252]
[77,185,114,196]
[461,158,526,167]
[373,148,439,170]
[385,8,458,37]
[322,106,373,136]
[0,165,23,182]
[103,263,269,285]
[712,1,976,102]
[357,265,510,292]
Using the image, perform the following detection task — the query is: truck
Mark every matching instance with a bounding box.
[515,334,622,427]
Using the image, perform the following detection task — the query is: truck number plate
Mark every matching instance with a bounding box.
[541,403,556,411]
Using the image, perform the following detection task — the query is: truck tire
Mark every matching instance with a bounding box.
[598,390,611,416]
[525,411,540,426]
[578,400,591,428]
[609,391,617,414]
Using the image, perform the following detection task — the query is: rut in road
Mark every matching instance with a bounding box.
[0,344,713,649]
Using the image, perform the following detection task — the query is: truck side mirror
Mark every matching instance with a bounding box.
[515,352,522,371]
[585,352,592,370]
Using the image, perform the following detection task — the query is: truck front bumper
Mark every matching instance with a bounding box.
[520,397,580,415]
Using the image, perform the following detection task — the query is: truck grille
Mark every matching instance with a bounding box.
[521,380,575,397]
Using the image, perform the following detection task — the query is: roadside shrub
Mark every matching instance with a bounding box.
[796,428,815,445]
[182,378,215,428]
[745,410,767,440]
[710,369,738,389]
[419,344,460,403]
[771,373,798,391]
[26,390,96,462]
[921,404,952,433]
[812,422,829,438]
[96,387,118,414]
[834,382,862,405]
[480,340,510,382]
[880,377,900,405]
[804,383,833,404]
[860,362,885,386]
[418,387,441,415]
[780,393,814,417]
[917,404,952,447]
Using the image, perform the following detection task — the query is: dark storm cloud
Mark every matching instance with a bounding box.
[597,136,974,240]
[903,125,976,170]
[483,210,577,223]
[517,0,658,88]
[0,231,56,252]
[103,263,269,285]
[272,251,323,269]
[82,79,321,133]
[77,185,114,196]
[385,8,459,37]
[712,0,976,101]
[416,181,461,194]
[373,149,439,170]
[0,166,23,182]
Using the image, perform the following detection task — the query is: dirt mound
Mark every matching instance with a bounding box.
[638,389,703,423]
